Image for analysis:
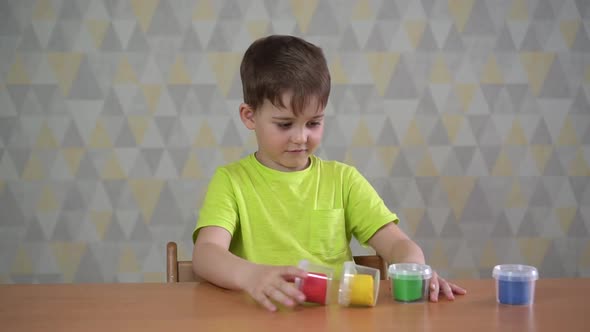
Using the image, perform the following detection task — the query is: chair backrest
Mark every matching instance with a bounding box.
[166,241,388,283]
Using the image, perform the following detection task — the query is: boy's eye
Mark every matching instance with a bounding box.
[276,123,292,129]
[308,121,321,127]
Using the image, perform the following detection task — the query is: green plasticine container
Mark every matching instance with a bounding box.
[388,263,432,303]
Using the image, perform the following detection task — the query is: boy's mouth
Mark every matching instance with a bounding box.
[287,149,307,153]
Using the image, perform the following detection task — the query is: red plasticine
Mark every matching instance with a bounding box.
[301,272,328,304]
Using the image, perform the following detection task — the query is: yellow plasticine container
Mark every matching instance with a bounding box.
[338,261,380,307]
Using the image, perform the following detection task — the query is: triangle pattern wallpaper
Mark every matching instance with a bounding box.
[0,0,589,283]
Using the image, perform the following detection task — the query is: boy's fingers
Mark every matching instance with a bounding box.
[281,266,308,279]
[450,283,467,295]
[267,287,295,307]
[254,292,277,312]
[440,280,455,300]
[278,281,306,303]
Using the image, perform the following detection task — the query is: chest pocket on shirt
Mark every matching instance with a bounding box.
[308,209,348,258]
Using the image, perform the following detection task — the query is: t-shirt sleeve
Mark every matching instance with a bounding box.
[344,166,399,245]
[192,167,238,243]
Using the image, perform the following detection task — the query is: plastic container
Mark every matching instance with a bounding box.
[294,260,333,305]
[338,261,380,307]
[388,263,433,303]
[492,264,538,305]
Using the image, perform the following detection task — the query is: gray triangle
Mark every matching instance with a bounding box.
[74,250,105,282]
[103,180,125,208]
[147,0,182,35]
[416,88,438,114]
[349,147,372,171]
[100,23,123,51]
[568,210,589,237]
[322,147,347,162]
[129,153,154,177]
[390,152,413,176]
[76,153,100,179]
[220,119,243,146]
[519,27,542,51]
[18,24,42,51]
[308,1,340,35]
[575,0,590,18]
[0,2,20,35]
[491,212,513,237]
[530,119,553,144]
[6,85,30,112]
[539,59,570,98]
[530,179,553,207]
[180,26,202,51]
[193,85,219,112]
[570,88,590,114]
[227,71,243,99]
[51,211,84,241]
[206,22,231,51]
[415,177,440,205]
[505,84,528,111]
[351,85,376,111]
[421,0,435,17]
[166,119,190,148]
[104,0,135,19]
[47,22,76,51]
[114,184,138,209]
[338,25,361,51]
[538,243,564,278]
[414,213,437,239]
[32,84,58,108]
[154,116,177,143]
[568,177,588,203]
[151,184,183,225]
[494,25,516,51]
[533,0,555,19]
[377,0,401,19]
[101,89,124,115]
[141,148,164,173]
[461,182,494,223]
[129,218,153,241]
[69,57,103,99]
[219,0,242,18]
[0,118,18,145]
[104,216,126,241]
[463,0,495,35]
[533,21,553,48]
[62,121,86,147]
[427,120,450,145]
[6,149,31,177]
[477,119,502,146]
[517,208,543,236]
[440,217,462,238]
[467,114,490,143]
[384,57,418,99]
[62,185,87,210]
[480,85,503,106]
[543,150,565,175]
[126,24,150,52]
[58,0,82,19]
[0,187,24,226]
[167,148,190,174]
[416,24,438,51]
[442,24,465,51]
[453,146,476,171]
[365,24,388,51]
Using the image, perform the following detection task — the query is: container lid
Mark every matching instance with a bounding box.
[388,263,432,280]
[492,264,539,281]
[338,261,357,306]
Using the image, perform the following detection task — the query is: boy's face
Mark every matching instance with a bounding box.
[239,93,324,172]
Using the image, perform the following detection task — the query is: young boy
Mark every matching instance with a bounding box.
[192,35,466,311]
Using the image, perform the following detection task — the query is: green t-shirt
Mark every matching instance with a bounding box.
[193,154,398,272]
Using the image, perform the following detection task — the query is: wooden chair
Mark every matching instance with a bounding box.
[166,241,388,282]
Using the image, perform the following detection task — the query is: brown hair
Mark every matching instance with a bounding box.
[240,35,331,114]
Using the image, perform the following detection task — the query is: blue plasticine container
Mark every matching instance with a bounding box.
[492,264,539,305]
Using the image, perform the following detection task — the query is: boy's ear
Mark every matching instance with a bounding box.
[239,103,256,130]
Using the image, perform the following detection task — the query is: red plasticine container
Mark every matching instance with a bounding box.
[294,260,333,305]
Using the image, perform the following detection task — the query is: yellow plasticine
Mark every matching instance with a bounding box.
[350,274,375,306]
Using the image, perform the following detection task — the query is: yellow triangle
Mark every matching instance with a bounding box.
[366,52,400,96]
[130,0,159,32]
[33,0,55,20]
[518,238,550,267]
[36,123,59,149]
[22,154,45,180]
[193,121,217,147]
[505,180,525,208]
[47,53,83,96]
[568,149,590,176]
[455,84,476,112]
[506,120,527,145]
[118,246,140,272]
[405,21,426,49]
[448,0,475,32]
[401,208,425,236]
[222,147,244,163]
[141,84,162,114]
[352,0,373,20]
[481,56,504,84]
[102,151,126,179]
[416,153,438,177]
[560,20,580,49]
[352,120,374,147]
[129,179,164,222]
[520,52,555,96]
[89,120,113,148]
[328,55,348,84]
[289,0,319,33]
[91,211,112,239]
[37,185,59,212]
[580,241,590,267]
[429,55,452,84]
[168,55,192,84]
[128,116,149,144]
[7,55,31,84]
[440,176,475,220]
[11,247,33,274]
[181,152,203,179]
[480,240,499,268]
[510,0,529,20]
[51,242,87,282]
[114,55,138,84]
[246,21,269,40]
[557,116,578,146]
[193,0,215,20]
[208,53,242,96]
[61,148,85,175]
[492,150,513,176]
[531,145,552,173]
[402,120,426,146]
[442,114,463,143]
[87,20,109,49]
[377,147,399,173]
[556,207,576,234]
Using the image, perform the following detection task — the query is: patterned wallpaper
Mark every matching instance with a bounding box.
[0,0,589,283]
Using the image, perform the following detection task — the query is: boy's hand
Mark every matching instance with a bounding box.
[241,265,308,312]
[429,271,467,302]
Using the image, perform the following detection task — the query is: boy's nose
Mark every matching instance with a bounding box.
[291,128,307,144]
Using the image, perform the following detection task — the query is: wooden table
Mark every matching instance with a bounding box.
[1,279,588,331]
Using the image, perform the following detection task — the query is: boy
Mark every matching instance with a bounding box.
[192,35,466,311]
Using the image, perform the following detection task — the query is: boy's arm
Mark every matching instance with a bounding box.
[368,222,466,301]
[193,226,307,311]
